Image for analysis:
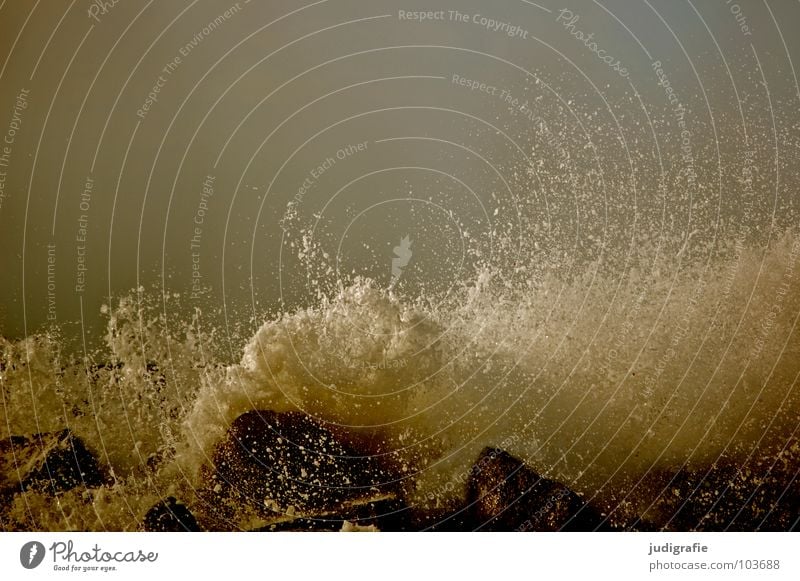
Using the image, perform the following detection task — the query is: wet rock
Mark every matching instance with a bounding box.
[143,497,201,531]
[408,507,475,532]
[636,445,800,531]
[465,447,608,531]
[252,496,410,532]
[0,429,107,500]
[204,410,396,526]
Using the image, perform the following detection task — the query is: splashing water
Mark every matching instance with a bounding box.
[2,227,798,530]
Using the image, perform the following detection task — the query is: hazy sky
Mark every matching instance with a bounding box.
[1,0,798,344]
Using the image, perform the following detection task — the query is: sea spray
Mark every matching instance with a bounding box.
[2,230,798,529]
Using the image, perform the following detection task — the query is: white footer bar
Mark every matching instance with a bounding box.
[1,532,797,580]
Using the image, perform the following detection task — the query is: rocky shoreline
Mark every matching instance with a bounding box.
[1,410,797,532]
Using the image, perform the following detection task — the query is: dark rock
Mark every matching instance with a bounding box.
[0,429,108,499]
[635,445,800,532]
[143,497,201,531]
[252,496,407,532]
[253,516,344,532]
[349,495,415,532]
[409,507,476,532]
[204,410,396,526]
[465,447,608,531]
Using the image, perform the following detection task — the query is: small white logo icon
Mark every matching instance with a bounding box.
[20,541,46,569]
